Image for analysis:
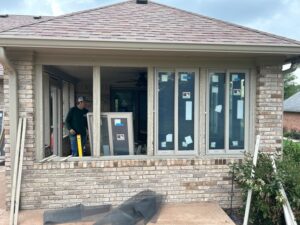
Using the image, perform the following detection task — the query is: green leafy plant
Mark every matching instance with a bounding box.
[231,141,300,224]
[231,153,284,225]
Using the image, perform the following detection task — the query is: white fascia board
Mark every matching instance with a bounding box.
[0,36,300,55]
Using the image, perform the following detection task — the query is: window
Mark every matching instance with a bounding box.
[207,70,249,154]
[156,69,198,155]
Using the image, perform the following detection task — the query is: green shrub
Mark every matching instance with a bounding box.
[278,140,300,222]
[231,141,300,224]
[231,153,284,225]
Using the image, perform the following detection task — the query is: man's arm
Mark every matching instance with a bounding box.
[65,108,73,131]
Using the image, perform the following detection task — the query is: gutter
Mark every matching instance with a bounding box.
[283,56,300,74]
[1,37,300,55]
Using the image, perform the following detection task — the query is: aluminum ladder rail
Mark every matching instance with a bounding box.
[271,156,297,225]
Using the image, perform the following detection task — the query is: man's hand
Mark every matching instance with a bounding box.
[69,129,76,135]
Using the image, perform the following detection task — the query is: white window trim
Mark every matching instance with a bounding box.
[155,68,199,156]
[206,69,250,155]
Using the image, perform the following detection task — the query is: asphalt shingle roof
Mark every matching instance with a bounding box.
[0,0,299,47]
[284,91,300,112]
[0,14,52,75]
[0,15,52,32]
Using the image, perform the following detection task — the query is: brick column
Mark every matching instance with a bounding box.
[256,66,283,153]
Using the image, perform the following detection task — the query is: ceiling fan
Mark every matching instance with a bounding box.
[116,72,147,87]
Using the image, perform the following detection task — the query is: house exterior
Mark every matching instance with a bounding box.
[0,0,300,210]
[0,15,52,155]
[283,91,300,132]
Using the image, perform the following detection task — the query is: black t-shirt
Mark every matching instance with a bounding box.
[65,106,89,136]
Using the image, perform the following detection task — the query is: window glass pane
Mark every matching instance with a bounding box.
[158,72,175,150]
[209,72,226,149]
[229,73,245,149]
[178,72,195,150]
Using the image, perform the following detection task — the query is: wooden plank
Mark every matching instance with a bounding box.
[60,155,72,162]
[243,135,260,225]
[13,117,27,225]
[39,154,56,163]
[9,118,23,225]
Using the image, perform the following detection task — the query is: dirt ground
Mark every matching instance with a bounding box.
[0,166,235,225]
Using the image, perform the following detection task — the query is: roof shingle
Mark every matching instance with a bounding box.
[284,91,300,112]
[0,0,299,47]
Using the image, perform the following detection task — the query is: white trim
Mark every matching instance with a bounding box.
[93,66,101,157]
[147,66,154,156]
[35,64,44,160]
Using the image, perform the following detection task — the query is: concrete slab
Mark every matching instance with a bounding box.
[0,167,235,225]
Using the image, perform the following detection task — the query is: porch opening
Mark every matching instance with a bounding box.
[101,67,148,156]
[41,65,147,158]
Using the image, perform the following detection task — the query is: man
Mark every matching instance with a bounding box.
[65,96,89,156]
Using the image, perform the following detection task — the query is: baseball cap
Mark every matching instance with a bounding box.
[77,96,85,102]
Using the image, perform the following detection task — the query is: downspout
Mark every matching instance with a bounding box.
[0,47,18,175]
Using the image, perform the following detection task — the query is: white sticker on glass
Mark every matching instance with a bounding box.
[182,142,188,147]
[161,142,167,148]
[181,74,188,81]
[215,105,222,113]
[182,92,191,99]
[161,75,169,82]
[185,136,193,145]
[166,134,173,142]
[212,75,219,83]
[211,142,216,148]
[212,86,218,94]
[116,134,125,141]
[237,100,244,119]
[114,119,124,127]
[232,141,239,146]
[185,101,192,121]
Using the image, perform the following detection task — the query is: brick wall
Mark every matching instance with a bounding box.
[18,158,241,210]
[283,112,300,132]
[4,55,37,208]
[256,66,283,152]
[0,79,3,111]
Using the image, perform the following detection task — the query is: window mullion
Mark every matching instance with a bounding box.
[225,71,230,153]
[174,71,179,154]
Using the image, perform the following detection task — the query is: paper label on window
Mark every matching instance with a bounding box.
[182,92,191,99]
[181,74,188,81]
[232,74,239,81]
[212,75,219,83]
[233,89,241,96]
[237,100,244,119]
[185,136,193,145]
[215,105,222,113]
[114,119,124,126]
[210,142,216,148]
[185,101,192,120]
[0,112,2,117]
[182,142,188,147]
[232,141,238,146]
[166,134,173,142]
[161,75,168,82]
[116,134,125,141]
[212,86,218,94]
[161,142,167,148]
